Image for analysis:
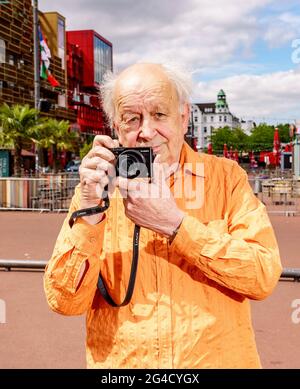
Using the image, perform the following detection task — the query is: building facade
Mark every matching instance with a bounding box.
[240,119,255,136]
[67,30,113,135]
[189,89,240,150]
[0,2,113,137]
[0,0,35,107]
[0,2,76,122]
[39,11,76,122]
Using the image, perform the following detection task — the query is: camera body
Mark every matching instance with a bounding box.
[111,147,154,179]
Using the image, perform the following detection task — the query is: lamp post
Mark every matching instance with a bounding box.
[190,110,196,151]
[32,0,40,173]
[33,0,40,111]
[293,120,300,179]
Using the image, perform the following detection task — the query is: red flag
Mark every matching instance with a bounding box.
[273,127,280,166]
[234,149,239,162]
[207,143,213,154]
[223,143,228,158]
[47,72,60,87]
[192,137,198,151]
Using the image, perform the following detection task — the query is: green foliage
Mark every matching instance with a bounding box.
[276,123,291,143]
[33,118,79,172]
[33,118,78,151]
[0,103,38,145]
[247,123,274,152]
[211,126,248,154]
[211,123,290,154]
[80,141,93,160]
[0,103,39,176]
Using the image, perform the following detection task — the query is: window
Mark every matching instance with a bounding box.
[58,18,65,70]
[204,126,207,133]
[7,81,15,89]
[94,36,112,84]
[219,116,222,122]
[203,116,207,123]
[224,115,227,122]
[211,116,214,122]
[0,39,5,64]
[8,54,14,66]
[194,116,198,122]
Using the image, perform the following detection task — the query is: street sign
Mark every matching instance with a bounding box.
[0,150,10,177]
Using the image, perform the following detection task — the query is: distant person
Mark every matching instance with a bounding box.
[44,62,282,368]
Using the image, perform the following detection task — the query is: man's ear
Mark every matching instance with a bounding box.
[181,103,190,135]
[113,121,122,143]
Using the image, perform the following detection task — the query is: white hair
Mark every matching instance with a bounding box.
[100,62,193,126]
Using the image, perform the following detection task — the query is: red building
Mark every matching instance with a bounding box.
[66,30,113,135]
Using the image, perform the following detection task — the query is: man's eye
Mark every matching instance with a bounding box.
[125,116,139,124]
[155,112,166,118]
[130,117,139,122]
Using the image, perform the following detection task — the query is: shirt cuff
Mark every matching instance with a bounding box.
[69,215,107,255]
[170,215,208,260]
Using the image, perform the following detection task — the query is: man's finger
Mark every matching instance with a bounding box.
[87,146,115,162]
[116,176,129,191]
[92,135,116,149]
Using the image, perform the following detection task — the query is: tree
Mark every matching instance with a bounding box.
[276,123,291,144]
[211,126,248,154]
[34,118,79,173]
[247,123,275,152]
[0,103,38,176]
[79,141,93,160]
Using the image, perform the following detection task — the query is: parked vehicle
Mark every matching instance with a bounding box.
[65,159,81,173]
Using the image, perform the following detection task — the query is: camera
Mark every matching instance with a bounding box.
[111,147,154,179]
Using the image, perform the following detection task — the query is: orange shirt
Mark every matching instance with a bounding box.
[44,142,282,368]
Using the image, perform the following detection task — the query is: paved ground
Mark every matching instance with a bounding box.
[0,211,299,368]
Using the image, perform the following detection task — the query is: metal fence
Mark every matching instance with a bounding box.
[0,259,299,281]
[0,174,300,215]
[248,177,300,216]
[0,174,80,212]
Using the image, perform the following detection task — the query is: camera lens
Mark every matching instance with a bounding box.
[117,150,147,178]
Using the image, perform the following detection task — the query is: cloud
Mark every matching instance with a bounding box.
[38,0,300,123]
[39,0,271,71]
[195,69,300,122]
[263,12,300,48]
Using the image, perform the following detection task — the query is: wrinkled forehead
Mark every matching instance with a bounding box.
[114,68,179,112]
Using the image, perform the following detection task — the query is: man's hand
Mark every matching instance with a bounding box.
[117,156,184,238]
[79,135,119,224]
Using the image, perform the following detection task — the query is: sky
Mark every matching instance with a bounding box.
[39,0,300,125]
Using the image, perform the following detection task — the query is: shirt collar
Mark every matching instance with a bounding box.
[178,142,205,178]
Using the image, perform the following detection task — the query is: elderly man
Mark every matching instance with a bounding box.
[44,63,282,368]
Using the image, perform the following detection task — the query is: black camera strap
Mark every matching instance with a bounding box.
[68,199,110,228]
[68,185,140,308]
[97,224,140,307]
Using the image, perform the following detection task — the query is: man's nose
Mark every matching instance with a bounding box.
[139,117,157,141]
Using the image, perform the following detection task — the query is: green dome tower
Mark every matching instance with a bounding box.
[216,89,228,112]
